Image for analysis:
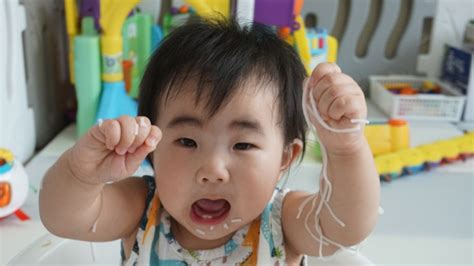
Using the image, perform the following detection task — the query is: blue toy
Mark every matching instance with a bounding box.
[96,81,138,121]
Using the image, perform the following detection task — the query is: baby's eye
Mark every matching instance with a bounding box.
[177,138,197,148]
[234,143,255,150]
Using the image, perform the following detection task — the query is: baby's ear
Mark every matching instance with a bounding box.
[280,139,303,172]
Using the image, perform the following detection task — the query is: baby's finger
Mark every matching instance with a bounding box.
[145,125,163,148]
[317,83,360,118]
[126,126,162,166]
[128,116,151,153]
[90,119,121,150]
[312,73,355,103]
[308,62,341,89]
[328,95,366,121]
[115,116,138,155]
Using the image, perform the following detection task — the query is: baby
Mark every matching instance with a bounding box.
[39,18,380,265]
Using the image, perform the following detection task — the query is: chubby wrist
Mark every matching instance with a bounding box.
[65,148,104,187]
[324,137,370,158]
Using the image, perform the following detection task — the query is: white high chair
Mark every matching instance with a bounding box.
[7,233,121,265]
[309,249,374,265]
[9,232,373,265]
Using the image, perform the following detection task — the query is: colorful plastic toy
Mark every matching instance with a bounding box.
[384,80,442,95]
[122,12,153,98]
[65,0,79,84]
[293,14,312,74]
[364,123,391,156]
[184,0,229,18]
[457,133,474,159]
[96,82,138,121]
[204,0,230,17]
[184,0,214,18]
[253,0,298,28]
[307,28,328,70]
[436,140,461,164]
[162,4,193,36]
[68,0,343,138]
[67,0,142,136]
[396,148,425,175]
[97,0,140,122]
[364,119,410,156]
[376,132,474,181]
[374,153,404,182]
[79,0,101,32]
[0,148,29,221]
[100,0,139,82]
[151,25,164,51]
[418,144,443,170]
[74,31,101,137]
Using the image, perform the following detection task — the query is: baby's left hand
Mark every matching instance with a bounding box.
[305,63,367,156]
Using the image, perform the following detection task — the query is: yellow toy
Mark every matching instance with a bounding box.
[100,0,140,82]
[187,0,338,74]
[184,0,229,19]
[364,124,391,156]
[457,135,474,157]
[206,0,230,17]
[293,15,312,74]
[0,149,14,164]
[64,0,79,84]
[184,0,213,16]
[326,36,338,63]
[395,148,425,174]
[434,140,460,163]
[375,132,474,181]
[418,144,443,169]
[364,119,410,156]
[374,153,404,182]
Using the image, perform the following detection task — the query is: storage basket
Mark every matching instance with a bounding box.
[369,75,466,122]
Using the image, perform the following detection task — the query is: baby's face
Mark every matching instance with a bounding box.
[153,82,289,241]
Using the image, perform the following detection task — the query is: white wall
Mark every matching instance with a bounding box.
[417,0,474,78]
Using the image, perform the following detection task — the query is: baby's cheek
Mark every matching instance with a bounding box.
[156,180,187,220]
[239,176,277,210]
[156,177,180,200]
[238,189,273,222]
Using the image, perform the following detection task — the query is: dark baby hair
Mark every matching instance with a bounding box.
[138,17,307,157]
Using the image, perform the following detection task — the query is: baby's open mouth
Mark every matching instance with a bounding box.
[190,198,231,225]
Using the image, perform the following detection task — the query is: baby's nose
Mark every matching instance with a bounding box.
[197,175,228,184]
[196,157,230,184]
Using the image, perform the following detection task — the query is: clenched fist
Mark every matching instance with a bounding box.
[67,115,162,184]
[305,63,367,155]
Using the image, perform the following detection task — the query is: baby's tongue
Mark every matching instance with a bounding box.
[195,199,227,212]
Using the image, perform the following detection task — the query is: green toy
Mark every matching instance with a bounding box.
[74,27,101,137]
[122,13,153,98]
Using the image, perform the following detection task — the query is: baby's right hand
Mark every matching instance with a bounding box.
[68,116,161,184]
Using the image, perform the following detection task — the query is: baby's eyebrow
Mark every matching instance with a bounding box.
[167,115,265,135]
[229,119,264,135]
[167,115,203,129]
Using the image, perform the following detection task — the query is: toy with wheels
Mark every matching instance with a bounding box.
[0,148,29,220]
[375,132,474,182]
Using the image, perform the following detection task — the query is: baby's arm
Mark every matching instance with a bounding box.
[282,63,380,257]
[39,116,161,242]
